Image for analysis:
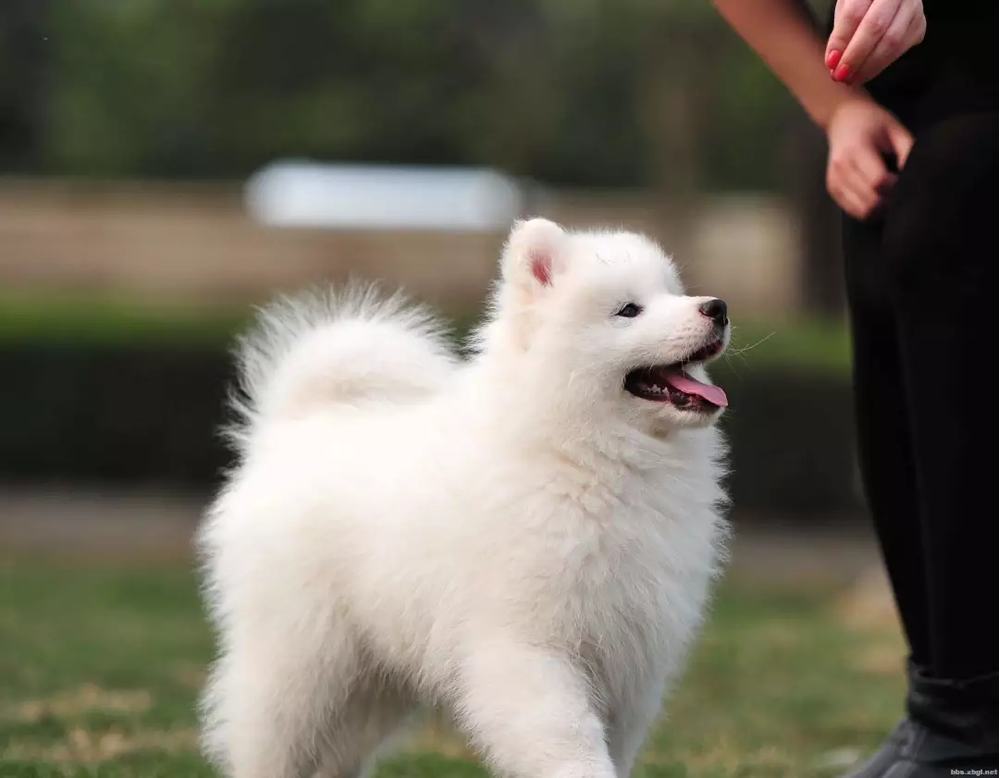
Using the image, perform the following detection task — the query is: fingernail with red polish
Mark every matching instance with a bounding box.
[834,63,852,83]
[826,49,841,69]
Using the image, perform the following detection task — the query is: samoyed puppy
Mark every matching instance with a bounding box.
[198,218,731,778]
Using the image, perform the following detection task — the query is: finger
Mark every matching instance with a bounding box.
[828,163,881,219]
[826,0,872,69]
[830,180,872,220]
[855,7,924,82]
[829,145,887,202]
[833,0,903,84]
[843,169,884,218]
[885,119,915,169]
[849,142,898,193]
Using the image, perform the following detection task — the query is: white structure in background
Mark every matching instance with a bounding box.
[245,161,524,232]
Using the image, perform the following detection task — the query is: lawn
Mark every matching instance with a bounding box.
[0,555,904,777]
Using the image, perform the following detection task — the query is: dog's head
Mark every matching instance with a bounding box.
[488,218,730,434]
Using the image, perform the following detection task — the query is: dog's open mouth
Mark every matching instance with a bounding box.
[624,339,728,411]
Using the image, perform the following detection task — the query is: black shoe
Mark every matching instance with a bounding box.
[843,662,998,777]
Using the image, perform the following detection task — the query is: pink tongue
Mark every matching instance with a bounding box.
[663,371,729,408]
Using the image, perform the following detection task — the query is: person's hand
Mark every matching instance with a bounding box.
[825,0,926,85]
[825,97,913,220]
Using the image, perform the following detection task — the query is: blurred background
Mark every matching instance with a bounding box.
[1,2,905,776]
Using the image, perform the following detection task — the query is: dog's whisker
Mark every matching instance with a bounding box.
[727,331,776,358]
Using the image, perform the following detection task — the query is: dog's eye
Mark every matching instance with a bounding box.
[615,303,643,318]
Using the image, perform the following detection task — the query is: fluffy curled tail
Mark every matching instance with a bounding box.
[228,283,457,450]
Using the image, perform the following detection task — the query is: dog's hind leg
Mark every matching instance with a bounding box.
[313,683,413,778]
[202,627,363,778]
[606,679,666,778]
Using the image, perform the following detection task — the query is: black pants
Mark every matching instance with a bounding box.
[842,111,998,683]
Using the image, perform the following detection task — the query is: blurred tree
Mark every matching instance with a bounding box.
[45,0,232,176]
[0,0,800,194]
[0,0,51,172]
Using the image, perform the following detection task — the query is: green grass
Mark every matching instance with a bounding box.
[0,556,903,777]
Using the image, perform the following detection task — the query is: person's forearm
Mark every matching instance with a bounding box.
[712,0,867,129]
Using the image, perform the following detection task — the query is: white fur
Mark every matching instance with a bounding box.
[198,219,730,778]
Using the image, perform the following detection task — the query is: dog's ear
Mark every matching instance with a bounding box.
[501,218,568,296]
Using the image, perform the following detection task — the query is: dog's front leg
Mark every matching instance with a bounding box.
[453,639,616,778]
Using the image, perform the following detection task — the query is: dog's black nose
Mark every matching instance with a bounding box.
[699,298,728,326]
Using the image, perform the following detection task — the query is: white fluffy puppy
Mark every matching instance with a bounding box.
[198,219,731,778]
